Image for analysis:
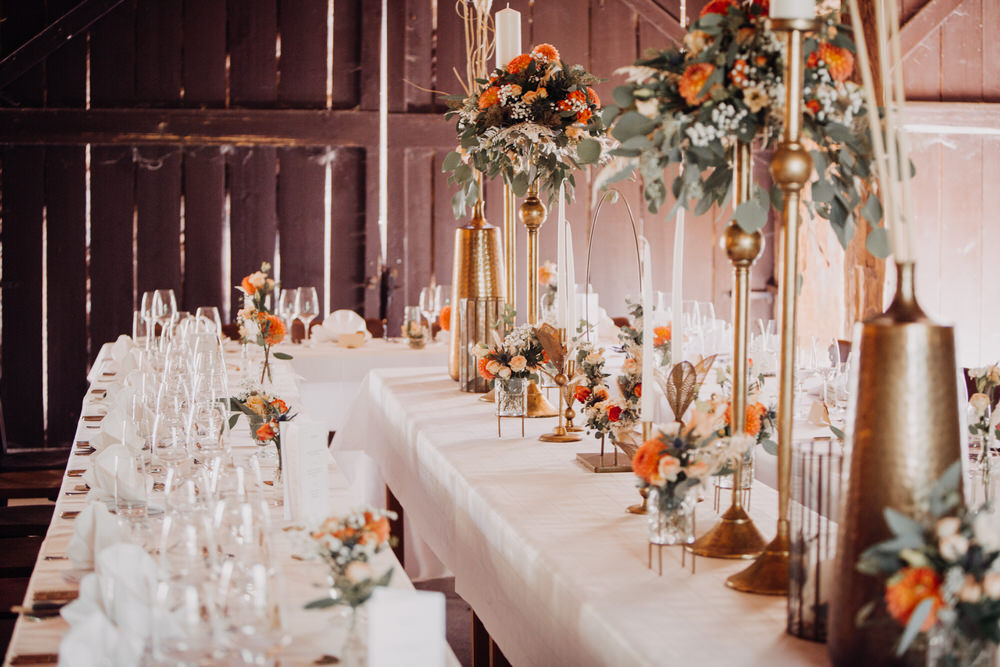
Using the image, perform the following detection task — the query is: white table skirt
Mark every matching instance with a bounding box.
[331,368,829,666]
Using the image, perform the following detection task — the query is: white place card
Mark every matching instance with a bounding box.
[280,419,330,524]
[367,588,446,667]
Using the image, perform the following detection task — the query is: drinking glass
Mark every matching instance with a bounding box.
[419,287,437,339]
[151,289,178,332]
[151,578,219,664]
[278,289,298,337]
[194,306,222,337]
[217,559,288,663]
[114,451,149,520]
[294,287,319,341]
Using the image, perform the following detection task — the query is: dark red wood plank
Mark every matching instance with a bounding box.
[229,0,278,106]
[183,0,226,106]
[404,0,433,112]
[44,147,88,444]
[363,147,380,317]
[385,145,406,333]
[0,0,46,106]
[276,148,327,307]
[940,0,982,100]
[432,149,460,300]
[135,147,182,297]
[332,0,362,109]
[182,148,226,314]
[43,0,88,108]
[89,0,135,106]
[278,0,328,107]
[402,148,434,305]
[330,147,367,312]
[359,0,381,111]
[229,147,278,317]
[531,0,590,68]
[89,146,136,351]
[135,0,182,104]
[0,148,45,445]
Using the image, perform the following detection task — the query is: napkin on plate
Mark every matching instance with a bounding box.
[320,309,370,340]
[66,502,125,571]
[59,543,158,667]
[83,444,148,504]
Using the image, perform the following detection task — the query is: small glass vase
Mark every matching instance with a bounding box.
[496,377,527,417]
[647,486,697,546]
[340,605,367,667]
[715,446,755,490]
[407,335,426,349]
[926,623,997,667]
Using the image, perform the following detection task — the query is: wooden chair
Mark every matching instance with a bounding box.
[0,505,54,538]
[0,536,44,578]
[365,318,385,339]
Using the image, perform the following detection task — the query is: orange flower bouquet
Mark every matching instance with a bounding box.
[229,387,296,467]
[858,462,1000,663]
[235,261,292,383]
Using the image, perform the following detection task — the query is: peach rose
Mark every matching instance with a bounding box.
[633,438,663,483]
[657,455,681,482]
[509,355,528,373]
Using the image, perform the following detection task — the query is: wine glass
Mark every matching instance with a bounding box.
[195,306,222,337]
[278,289,298,339]
[294,287,319,341]
[419,287,438,340]
[151,289,178,334]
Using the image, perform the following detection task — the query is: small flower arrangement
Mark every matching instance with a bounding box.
[858,462,1000,663]
[443,43,613,216]
[539,261,558,310]
[229,388,296,464]
[304,508,397,609]
[236,262,292,383]
[970,392,993,438]
[969,365,1000,397]
[604,0,883,253]
[404,319,428,349]
[473,323,545,385]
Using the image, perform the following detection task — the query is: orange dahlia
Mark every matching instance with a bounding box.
[256,420,277,441]
[262,313,286,345]
[633,438,663,483]
[818,42,854,83]
[531,43,560,64]
[477,356,495,381]
[724,401,767,437]
[478,86,500,109]
[700,0,737,16]
[269,398,288,414]
[885,567,943,632]
[241,275,258,295]
[574,386,591,403]
[678,63,715,106]
[586,87,601,107]
[653,324,672,347]
[506,54,532,74]
[576,109,592,123]
[439,305,451,331]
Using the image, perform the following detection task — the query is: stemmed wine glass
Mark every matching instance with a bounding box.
[419,287,439,341]
[151,289,178,336]
[278,289,298,341]
[294,287,319,341]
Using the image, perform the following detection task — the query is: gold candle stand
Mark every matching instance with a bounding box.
[726,17,819,595]
[539,328,583,443]
[688,141,767,561]
[521,183,545,325]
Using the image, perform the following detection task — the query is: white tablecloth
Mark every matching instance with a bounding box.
[331,368,829,666]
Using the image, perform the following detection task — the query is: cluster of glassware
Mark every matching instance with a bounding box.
[109,298,290,664]
[404,285,449,343]
[276,286,320,342]
[652,295,731,359]
[793,335,852,425]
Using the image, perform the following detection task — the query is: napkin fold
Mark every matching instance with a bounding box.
[321,309,370,339]
[66,502,125,571]
[83,444,148,504]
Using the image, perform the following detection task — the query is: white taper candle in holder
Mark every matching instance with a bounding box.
[495,6,522,67]
[640,237,655,421]
[557,183,568,328]
[671,210,685,368]
[770,0,815,19]
[566,231,577,335]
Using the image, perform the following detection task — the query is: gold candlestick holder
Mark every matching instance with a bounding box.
[521,182,545,325]
[688,141,767,561]
[537,326,583,443]
[562,360,584,432]
[726,17,820,595]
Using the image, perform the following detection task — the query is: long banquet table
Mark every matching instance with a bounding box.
[332,368,829,666]
[3,342,458,666]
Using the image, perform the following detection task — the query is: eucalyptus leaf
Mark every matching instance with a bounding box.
[621,135,653,151]
[865,226,890,258]
[451,189,466,219]
[272,352,293,360]
[511,172,529,198]
[441,151,462,173]
[602,105,621,126]
[733,198,767,232]
[611,111,656,143]
[811,178,835,203]
[883,507,925,541]
[612,85,635,108]
[861,196,883,226]
[761,439,778,456]
[897,598,934,656]
[453,163,471,184]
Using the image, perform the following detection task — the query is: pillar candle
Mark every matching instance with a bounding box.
[671,210,684,368]
[495,7,522,68]
[557,183,567,329]
[770,0,815,19]
[641,237,654,421]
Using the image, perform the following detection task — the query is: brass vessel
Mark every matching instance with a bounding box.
[449,176,507,380]
[828,262,963,665]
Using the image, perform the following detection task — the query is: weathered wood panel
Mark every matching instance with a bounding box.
[278,0,328,108]
[229,147,278,317]
[402,148,434,307]
[0,0,46,106]
[276,148,327,306]
[229,0,278,107]
[183,0,227,106]
[135,147,182,297]
[89,0,135,107]
[332,0,363,109]
[135,0,182,105]
[330,147,367,312]
[182,148,227,313]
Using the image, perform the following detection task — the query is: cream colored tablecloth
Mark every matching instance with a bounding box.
[3,343,457,667]
[332,368,830,666]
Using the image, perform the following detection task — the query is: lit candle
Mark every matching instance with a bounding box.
[641,237,654,421]
[671,210,684,368]
[566,229,577,335]
[557,183,567,329]
[495,6,522,68]
[770,0,815,19]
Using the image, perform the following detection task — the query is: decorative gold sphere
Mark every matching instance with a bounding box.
[723,223,764,266]
[769,141,812,190]
[555,373,568,385]
[519,194,548,231]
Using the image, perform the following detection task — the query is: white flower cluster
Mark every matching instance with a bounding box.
[710,103,748,134]
[503,324,536,356]
[685,121,724,147]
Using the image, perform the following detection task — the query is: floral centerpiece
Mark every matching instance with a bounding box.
[443,43,612,214]
[474,322,546,417]
[229,388,296,467]
[858,462,1000,666]
[968,364,999,441]
[604,0,884,253]
[236,262,292,383]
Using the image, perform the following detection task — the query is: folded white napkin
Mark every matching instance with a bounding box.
[66,502,125,571]
[597,307,619,340]
[59,543,158,667]
[110,335,134,364]
[83,444,148,504]
[322,309,369,336]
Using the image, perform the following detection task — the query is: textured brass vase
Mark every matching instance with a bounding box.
[448,179,507,381]
[828,262,963,665]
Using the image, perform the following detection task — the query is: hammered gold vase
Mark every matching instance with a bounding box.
[448,180,506,381]
[828,262,963,665]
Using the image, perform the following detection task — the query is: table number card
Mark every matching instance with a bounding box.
[280,419,330,524]
[367,588,446,667]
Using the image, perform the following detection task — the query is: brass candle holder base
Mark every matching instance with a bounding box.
[526,381,558,418]
[626,487,648,515]
[479,389,495,403]
[687,504,766,559]
[577,435,632,473]
[539,427,582,443]
[725,532,789,595]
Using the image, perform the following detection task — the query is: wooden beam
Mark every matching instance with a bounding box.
[617,0,686,42]
[0,0,126,91]
[905,101,1000,134]
[0,108,457,147]
[900,0,966,61]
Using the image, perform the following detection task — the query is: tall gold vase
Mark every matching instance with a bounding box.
[828,262,963,665]
[448,178,507,380]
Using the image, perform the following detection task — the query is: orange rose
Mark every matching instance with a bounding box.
[558,89,588,113]
[530,43,560,64]
[479,86,500,109]
[699,0,737,17]
[653,324,672,347]
[586,87,601,108]
[678,63,716,106]
[478,356,495,381]
[262,313,286,345]
[506,54,532,74]
[576,109,592,123]
[256,420,277,441]
[818,42,854,83]
[607,405,623,422]
[439,305,451,331]
[632,438,663,483]
[805,99,821,115]
[241,275,258,295]
[538,262,556,286]
[364,512,391,544]
[574,386,591,403]
[885,567,944,632]
[724,401,766,437]
[806,51,819,68]
[269,398,288,414]
[634,383,642,398]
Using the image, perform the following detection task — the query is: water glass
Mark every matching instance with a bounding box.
[114,451,149,520]
[295,287,319,341]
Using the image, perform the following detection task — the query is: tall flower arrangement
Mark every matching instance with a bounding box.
[604,0,884,253]
[236,262,292,383]
[443,43,613,215]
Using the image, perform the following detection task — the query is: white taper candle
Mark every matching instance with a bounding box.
[641,237,655,421]
[671,210,685,368]
[770,0,815,19]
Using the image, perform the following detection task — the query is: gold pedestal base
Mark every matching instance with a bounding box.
[575,452,632,473]
[539,426,581,443]
[687,505,766,559]
[725,533,789,595]
[626,487,648,515]
[479,389,495,403]
[526,381,558,418]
